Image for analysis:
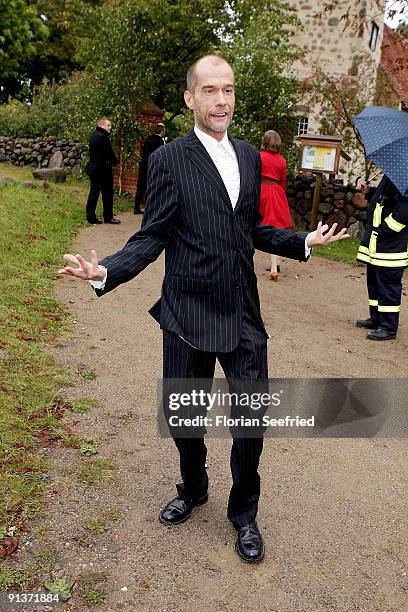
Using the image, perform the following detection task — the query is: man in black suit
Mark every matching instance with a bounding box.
[85,117,121,225]
[134,122,165,214]
[60,56,348,563]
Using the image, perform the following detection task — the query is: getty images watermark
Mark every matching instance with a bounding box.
[166,388,314,430]
[157,378,408,438]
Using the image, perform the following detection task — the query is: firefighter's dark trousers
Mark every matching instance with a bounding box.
[367,263,404,333]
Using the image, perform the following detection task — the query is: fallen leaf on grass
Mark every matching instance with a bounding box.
[0,536,19,558]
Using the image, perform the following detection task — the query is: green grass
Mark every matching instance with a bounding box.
[74,458,115,487]
[313,237,362,265]
[0,163,132,529]
[76,571,108,606]
[84,517,107,535]
[80,369,97,380]
[82,588,107,606]
[83,506,120,534]
[0,566,25,591]
[71,397,97,414]
[0,562,38,592]
[36,548,56,572]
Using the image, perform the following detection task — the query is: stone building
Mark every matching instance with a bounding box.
[290,0,386,134]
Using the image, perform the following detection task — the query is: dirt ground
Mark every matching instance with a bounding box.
[15,212,408,611]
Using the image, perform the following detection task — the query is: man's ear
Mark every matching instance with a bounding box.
[184,90,194,110]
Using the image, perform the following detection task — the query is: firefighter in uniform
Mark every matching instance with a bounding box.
[356,174,408,340]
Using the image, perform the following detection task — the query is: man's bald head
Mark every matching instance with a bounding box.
[186,55,233,93]
[184,54,235,141]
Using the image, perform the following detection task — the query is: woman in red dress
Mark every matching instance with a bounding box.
[259,130,292,281]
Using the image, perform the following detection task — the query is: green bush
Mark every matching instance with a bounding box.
[0,75,102,143]
[0,99,31,137]
[0,73,144,158]
[0,85,67,138]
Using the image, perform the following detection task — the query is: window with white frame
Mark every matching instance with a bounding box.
[369,22,379,51]
[297,116,309,135]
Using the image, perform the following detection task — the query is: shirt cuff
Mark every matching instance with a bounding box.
[305,241,311,258]
[89,266,107,290]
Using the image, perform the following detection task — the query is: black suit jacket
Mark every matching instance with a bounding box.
[86,127,118,177]
[141,134,164,163]
[96,130,308,352]
[137,133,164,185]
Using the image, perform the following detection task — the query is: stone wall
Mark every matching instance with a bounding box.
[290,0,385,85]
[0,136,84,168]
[288,175,368,238]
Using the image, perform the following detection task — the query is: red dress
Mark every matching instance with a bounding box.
[259,151,291,228]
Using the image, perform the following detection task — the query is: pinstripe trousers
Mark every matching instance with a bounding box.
[162,296,268,529]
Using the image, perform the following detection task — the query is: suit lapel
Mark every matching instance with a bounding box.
[184,131,232,209]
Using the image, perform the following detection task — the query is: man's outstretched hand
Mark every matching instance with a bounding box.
[58,249,105,281]
[306,222,349,248]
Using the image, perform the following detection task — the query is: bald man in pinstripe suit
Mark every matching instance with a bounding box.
[60,55,348,563]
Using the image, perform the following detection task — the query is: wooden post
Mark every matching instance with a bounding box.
[309,172,322,230]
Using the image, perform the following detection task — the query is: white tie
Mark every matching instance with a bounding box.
[214,142,240,209]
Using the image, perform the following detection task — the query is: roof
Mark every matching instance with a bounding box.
[380,26,408,108]
[139,100,163,115]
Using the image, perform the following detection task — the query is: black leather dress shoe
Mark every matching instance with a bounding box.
[356,317,378,329]
[235,521,265,563]
[87,218,103,224]
[104,218,121,224]
[367,328,396,341]
[159,493,208,525]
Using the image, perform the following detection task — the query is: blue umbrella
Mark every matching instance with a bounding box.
[353,106,408,196]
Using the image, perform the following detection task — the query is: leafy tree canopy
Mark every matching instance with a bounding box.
[73,0,229,152]
[0,0,303,165]
[224,0,301,146]
[0,0,103,101]
[78,0,301,150]
[0,0,48,96]
[25,0,103,87]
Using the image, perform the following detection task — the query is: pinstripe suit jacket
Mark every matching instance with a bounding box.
[95,130,308,352]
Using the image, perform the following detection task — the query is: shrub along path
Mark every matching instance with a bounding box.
[2,193,408,610]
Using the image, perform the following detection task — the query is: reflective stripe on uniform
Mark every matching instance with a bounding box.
[357,245,408,267]
[378,305,401,312]
[384,213,406,232]
[373,202,383,228]
[358,245,408,260]
[357,252,408,267]
[368,231,378,255]
[368,299,378,306]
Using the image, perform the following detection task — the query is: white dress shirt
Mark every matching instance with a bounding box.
[193,126,241,209]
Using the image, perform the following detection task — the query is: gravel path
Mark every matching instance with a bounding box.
[28,212,408,611]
